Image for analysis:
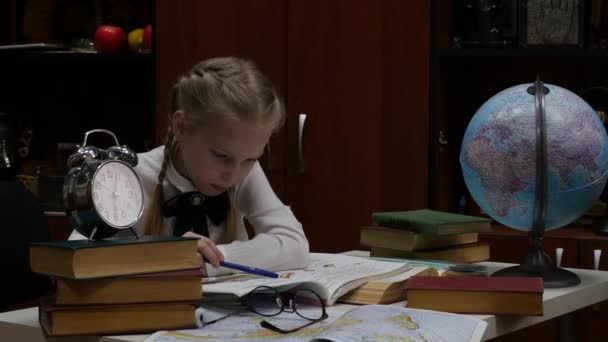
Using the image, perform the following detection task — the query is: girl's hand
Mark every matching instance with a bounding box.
[182,231,225,268]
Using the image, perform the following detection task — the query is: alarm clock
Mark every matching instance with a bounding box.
[63,129,144,240]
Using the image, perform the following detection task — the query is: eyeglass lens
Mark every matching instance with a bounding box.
[248,286,283,316]
[249,286,325,321]
[293,289,324,320]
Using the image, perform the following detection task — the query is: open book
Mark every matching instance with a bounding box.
[202,253,415,305]
[146,304,488,342]
[338,266,438,304]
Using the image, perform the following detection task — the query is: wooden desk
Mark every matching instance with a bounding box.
[2,261,608,341]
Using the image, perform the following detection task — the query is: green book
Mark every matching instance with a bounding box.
[30,236,200,279]
[372,209,491,235]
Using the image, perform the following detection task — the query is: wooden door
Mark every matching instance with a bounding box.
[285,0,429,252]
[155,0,287,196]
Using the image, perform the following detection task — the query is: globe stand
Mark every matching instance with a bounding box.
[493,236,581,288]
[491,77,581,288]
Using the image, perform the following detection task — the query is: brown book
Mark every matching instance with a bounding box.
[30,236,200,279]
[405,276,544,315]
[39,300,199,336]
[55,269,203,305]
[371,242,490,263]
[338,266,439,305]
[361,226,478,252]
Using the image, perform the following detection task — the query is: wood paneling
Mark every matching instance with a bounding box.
[285,0,429,252]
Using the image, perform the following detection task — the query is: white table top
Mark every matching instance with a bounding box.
[2,257,608,341]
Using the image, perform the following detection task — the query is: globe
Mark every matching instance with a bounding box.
[460,83,608,232]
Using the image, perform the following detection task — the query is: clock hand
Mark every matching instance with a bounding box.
[99,182,114,193]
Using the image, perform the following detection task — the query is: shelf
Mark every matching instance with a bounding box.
[439,47,608,57]
[482,225,608,240]
[0,50,153,63]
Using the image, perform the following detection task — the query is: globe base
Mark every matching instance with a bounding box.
[492,242,581,288]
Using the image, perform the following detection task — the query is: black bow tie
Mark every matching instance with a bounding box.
[162,191,230,237]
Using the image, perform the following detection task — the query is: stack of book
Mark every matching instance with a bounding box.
[361,209,492,263]
[29,236,203,336]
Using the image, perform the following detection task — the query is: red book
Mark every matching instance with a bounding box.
[405,276,544,315]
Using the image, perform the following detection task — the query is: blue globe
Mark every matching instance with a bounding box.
[460,83,608,231]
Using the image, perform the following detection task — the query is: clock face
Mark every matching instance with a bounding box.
[91,160,144,228]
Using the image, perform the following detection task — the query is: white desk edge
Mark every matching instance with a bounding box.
[2,251,608,341]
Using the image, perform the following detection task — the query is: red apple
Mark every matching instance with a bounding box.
[95,26,126,53]
[142,24,152,51]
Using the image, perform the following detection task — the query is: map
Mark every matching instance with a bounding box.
[145,305,486,342]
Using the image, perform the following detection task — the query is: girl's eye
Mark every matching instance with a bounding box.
[212,151,228,160]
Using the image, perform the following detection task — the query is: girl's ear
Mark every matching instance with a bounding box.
[172,110,186,142]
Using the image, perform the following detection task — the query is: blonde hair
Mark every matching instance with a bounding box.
[145,57,285,242]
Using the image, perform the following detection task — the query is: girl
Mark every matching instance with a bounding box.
[70,57,310,276]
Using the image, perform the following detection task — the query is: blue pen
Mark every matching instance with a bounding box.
[218,261,279,278]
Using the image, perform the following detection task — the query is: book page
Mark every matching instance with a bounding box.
[368,266,433,283]
[202,253,412,305]
[313,305,487,342]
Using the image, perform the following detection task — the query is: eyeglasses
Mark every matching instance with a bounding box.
[201,285,328,334]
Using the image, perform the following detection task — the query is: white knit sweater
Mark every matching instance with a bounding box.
[69,146,310,276]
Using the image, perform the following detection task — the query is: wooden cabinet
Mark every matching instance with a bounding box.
[45,213,72,241]
[156,0,430,253]
[479,227,579,268]
[284,0,429,252]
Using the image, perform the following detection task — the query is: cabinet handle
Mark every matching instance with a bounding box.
[555,247,563,267]
[265,143,273,171]
[594,249,602,270]
[297,113,307,173]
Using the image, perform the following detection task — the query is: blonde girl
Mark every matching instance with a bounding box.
[70,57,309,276]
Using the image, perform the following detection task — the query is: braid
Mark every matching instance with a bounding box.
[219,187,238,243]
[144,108,176,235]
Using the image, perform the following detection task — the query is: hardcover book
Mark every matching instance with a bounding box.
[39,300,199,336]
[372,209,491,235]
[54,269,204,305]
[30,236,200,279]
[405,276,544,315]
[360,225,479,252]
[371,242,490,263]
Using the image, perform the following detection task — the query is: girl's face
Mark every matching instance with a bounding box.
[173,113,272,196]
